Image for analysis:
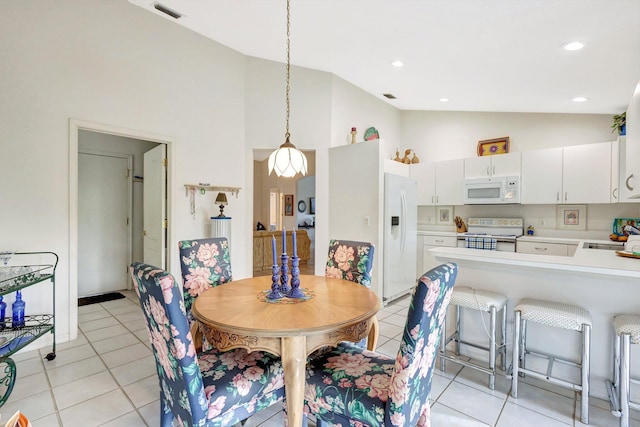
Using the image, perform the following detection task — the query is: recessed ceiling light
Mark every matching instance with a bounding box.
[563,41,584,51]
[391,61,404,67]
[440,98,449,102]
[572,96,589,102]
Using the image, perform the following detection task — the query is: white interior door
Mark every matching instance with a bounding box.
[143,144,167,268]
[78,153,130,297]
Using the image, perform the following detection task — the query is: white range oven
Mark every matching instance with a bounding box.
[457,217,524,252]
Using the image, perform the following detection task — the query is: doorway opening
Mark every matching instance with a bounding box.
[69,119,174,339]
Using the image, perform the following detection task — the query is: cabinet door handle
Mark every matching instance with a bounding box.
[626,174,635,191]
[564,192,567,201]
[556,192,560,202]
[535,247,548,251]
[492,165,496,175]
[431,196,434,203]
[613,188,618,199]
[486,166,490,176]
[435,239,444,243]
[436,196,439,203]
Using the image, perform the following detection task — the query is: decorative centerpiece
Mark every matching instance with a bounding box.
[265,229,306,301]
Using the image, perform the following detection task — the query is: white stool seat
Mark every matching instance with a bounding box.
[451,287,507,312]
[613,315,640,344]
[515,298,592,331]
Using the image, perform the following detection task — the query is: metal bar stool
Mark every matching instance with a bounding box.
[512,298,591,425]
[606,314,640,427]
[439,286,507,390]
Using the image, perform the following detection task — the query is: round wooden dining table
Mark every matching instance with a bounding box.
[192,275,381,427]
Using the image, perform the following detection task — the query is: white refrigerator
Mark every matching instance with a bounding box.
[383,173,417,302]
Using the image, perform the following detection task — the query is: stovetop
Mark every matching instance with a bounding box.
[465,217,524,238]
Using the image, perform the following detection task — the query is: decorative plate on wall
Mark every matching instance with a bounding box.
[298,200,306,213]
[364,127,379,141]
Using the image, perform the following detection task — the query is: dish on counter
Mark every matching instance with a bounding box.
[615,250,640,259]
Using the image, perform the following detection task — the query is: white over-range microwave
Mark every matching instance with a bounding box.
[463,176,520,204]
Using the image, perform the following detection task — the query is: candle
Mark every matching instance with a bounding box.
[292,230,297,258]
[282,227,286,254]
[272,235,277,266]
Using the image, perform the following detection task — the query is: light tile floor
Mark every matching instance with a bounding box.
[2,291,638,426]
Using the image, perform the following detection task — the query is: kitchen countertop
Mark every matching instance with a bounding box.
[430,239,640,278]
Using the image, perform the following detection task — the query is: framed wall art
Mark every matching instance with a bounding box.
[556,205,586,230]
[477,136,510,156]
[436,205,454,225]
[284,194,294,216]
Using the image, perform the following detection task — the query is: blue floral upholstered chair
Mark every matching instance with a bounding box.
[304,263,458,427]
[179,238,232,350]
[325,239,375,288]
[130,262,285,427]
[326,239,377,350]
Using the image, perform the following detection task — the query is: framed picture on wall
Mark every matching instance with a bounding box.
[556,205,586,230]
[436,205,453,225]
[309,197,315,214]
[284,194,294,216]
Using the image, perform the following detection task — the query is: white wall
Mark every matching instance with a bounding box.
[402,110,613,162]
[0,0,248,344]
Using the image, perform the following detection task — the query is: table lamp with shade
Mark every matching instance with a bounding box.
[211,192,231,247]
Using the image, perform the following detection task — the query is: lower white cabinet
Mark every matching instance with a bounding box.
[516,240,577,257]
[421,234,458,275]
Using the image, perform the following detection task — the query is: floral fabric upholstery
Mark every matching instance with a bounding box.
[304,263,457,427]
[130,262,285,427]
[178,238,232,316]
[325,239,375,288]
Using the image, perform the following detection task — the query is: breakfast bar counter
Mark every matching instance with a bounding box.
[431,242,640,400]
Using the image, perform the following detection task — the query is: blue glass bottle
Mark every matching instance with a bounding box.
[0,296,6,329]
[11,290,25,329]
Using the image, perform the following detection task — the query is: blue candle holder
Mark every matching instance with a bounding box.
[280,253,291,295]
[287,256,305,299]
[265,264,284,300]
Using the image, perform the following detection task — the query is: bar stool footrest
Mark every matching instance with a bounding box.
[439,350,498,376]
[519,348,584,392]
[605,380,622,417]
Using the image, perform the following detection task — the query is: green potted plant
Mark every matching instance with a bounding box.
[612,112,626,135]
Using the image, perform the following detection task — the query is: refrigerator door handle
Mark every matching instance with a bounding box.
[400,190,406,254]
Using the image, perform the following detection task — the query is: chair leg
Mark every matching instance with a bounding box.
[620,334,630,427]
[489,305,497,390]
[520,319,527,371]
[501,305,507,371]
[580,323,591,425]
[511,310,521,398]
[613,332,621,390]
[455,305,461,354]
[440,309,447,371]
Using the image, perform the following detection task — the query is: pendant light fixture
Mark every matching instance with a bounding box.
[268,0,308,178]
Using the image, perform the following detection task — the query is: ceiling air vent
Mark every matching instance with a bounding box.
[154,2,182,19]
[383,93,397,99]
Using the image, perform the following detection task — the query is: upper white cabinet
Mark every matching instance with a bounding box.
[522,142,614,204]
[464,152,521,179]
[521,147,563,204]
[621,82,640,200]
[563,142,612,204]
[413,159,464,206]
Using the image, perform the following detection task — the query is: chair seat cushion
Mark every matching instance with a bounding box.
[614,314,640,345]
[198,347,285,422]
[451,287,507,311]
[305,342,395,426]
[515,298,592,331]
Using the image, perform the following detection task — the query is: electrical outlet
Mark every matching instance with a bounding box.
[540,219,546,226]
[364,216,370,226]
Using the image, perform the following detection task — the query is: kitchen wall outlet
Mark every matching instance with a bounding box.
[364,216,370,226]
[540,219,545,226]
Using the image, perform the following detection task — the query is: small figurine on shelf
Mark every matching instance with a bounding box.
[394,148,401,162]
[350,127,357,144]
[411,151,420,164]
[527,225,535,235]
[401,149,412,164]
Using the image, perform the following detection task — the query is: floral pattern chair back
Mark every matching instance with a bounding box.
[325,239,375,288]
[130,262,285,427]
[178,238,232,317]
[303,263,457,427]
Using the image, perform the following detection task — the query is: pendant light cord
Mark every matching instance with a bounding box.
[285,0,291,140]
